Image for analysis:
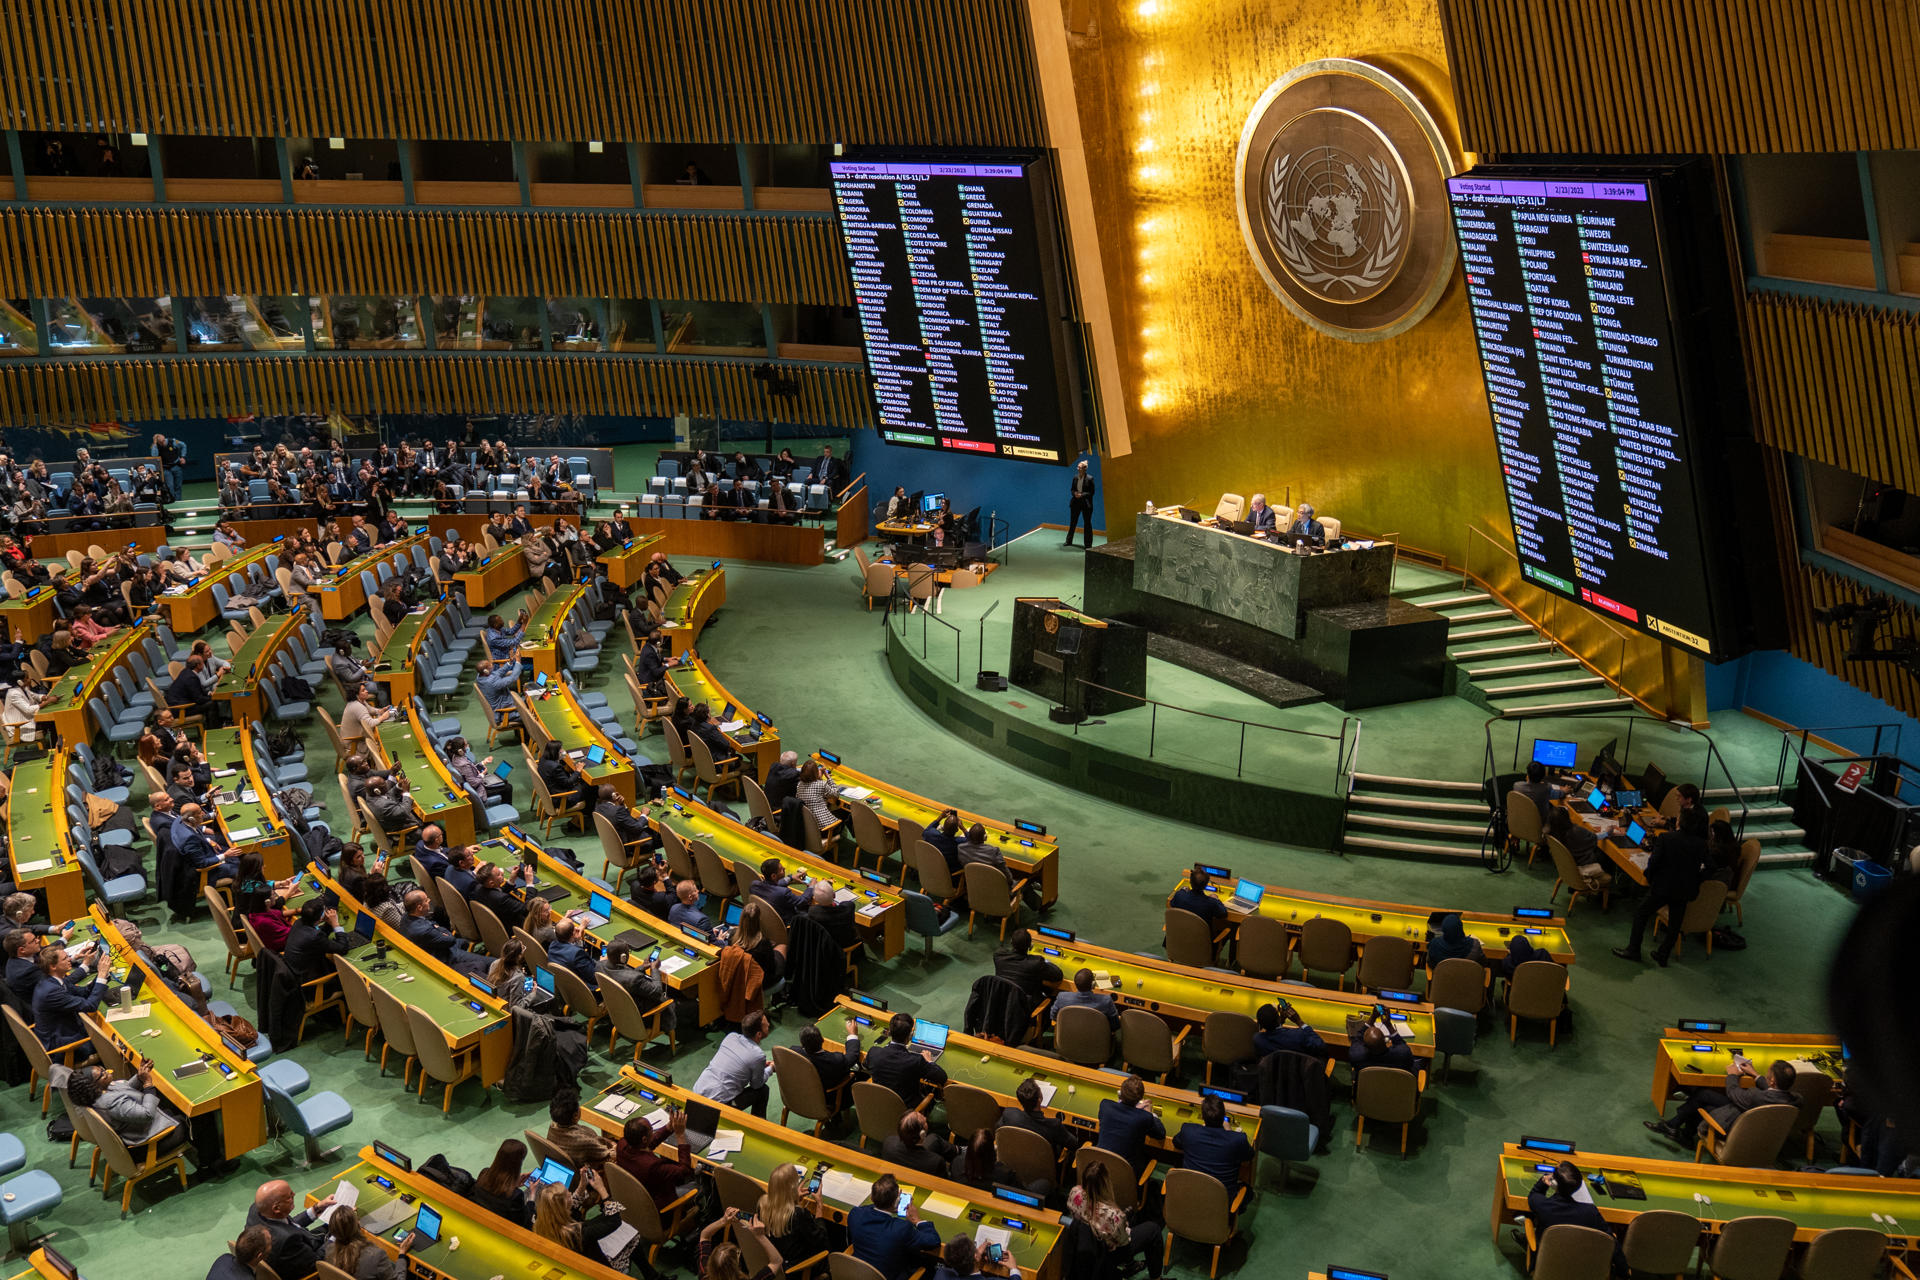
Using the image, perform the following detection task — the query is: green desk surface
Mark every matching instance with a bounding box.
[5,755,70,889]
[664,660,771,751]
[661,569,718,626]
[293,886,504,1040]
[524,585,583,647]
[374,600,443,664]
[74,918,251,1106]
[1497,1150,1920,1241]
[584,1079,1061,1273]
[644,798,899,906]
[213,612,299,699]
[168,543,274,604]
[376,722,472,825]
[1197,881,1575,962]
[1042,940,1435,1050]
[202,728,288,847]
[477,833,716,979]
[455,542,526,578]
[596,533,664,565]
[40,620,150,713]
[1657,1036,1845,1079]
[812,755,1058,857]
[525,689,633,789]
[814,1005,1252,1142]
[310,1157,617,1280]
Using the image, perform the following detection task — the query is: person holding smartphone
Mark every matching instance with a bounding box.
[1348,1006,1415,1073]
[934,1235,1021,1280]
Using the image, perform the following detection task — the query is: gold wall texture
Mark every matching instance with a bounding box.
[1061,0,1507,562]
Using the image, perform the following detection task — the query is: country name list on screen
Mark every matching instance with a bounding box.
[830,159,1068,463]
[1447,173,1717,656]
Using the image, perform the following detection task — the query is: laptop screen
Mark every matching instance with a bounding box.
[1531,739,1578,768]
[530,1156,576,1189]
[1615,789,1642,809]
[585,745,606,765]
[1626,820,1647,846]
[1232,878,1263,905]
[721,702,736,723]
[912,1018,949,1051]
[1585,787,1607,810]
[534,966,556,995]
[684,1099,720,1136]
[724,902,743,927]
[589,891,613,919]
[414,1204,442,1242]
[536,671,548,685]
[494,761,513,779]
[355,911,377,940]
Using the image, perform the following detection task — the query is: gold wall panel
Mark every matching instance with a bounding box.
[0,356,876,428]
[1060,0,1508,562]
[1745,291,1920,495]
[0,0,1044,145]
[0,207,852,306]
[1438,0,1920,155]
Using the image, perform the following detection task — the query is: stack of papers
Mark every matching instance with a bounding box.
[317,1179,360,1224]
[721,720,747,733]
[820,1170,875,1206]
[593,1094,641,1120]
[660,955,692,975]
[1034,1081,1058,1107]
[596,1221,639,1262]
[1629,852,1650,870]
[857,902,887,918]
[105,1003,152,1023]
[13,859,54,874]
[834,889,857,905]
[920,1192,967,1219]
[839,787,874,802]
[227,827,262,841]
[708,1130,745,1156]
[974,1225,1012,1252]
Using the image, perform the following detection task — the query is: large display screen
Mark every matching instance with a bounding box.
[1448,167,1726,657]
[830,155,1077,464]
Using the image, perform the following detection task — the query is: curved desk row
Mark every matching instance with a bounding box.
[1169,874,1575,967]
[372,598,446,705]
[1648,1027,1844,1112]
[35,618,154,746]
[313,533,431,622]
[452,542,529,609]
[5,751,87,923]
[596,532,666,589]
[666,654,781,783]
[522,585,587,679]
[158,543,275,633]
[657,567,725,660]
[213,605,311,726]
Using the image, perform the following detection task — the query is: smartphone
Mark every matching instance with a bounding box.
[392,1226,412,1243]
[648,947,662,962]
[985,1244,1005,1263]
[895,1198,911,1219]
[807,1175,822,1195]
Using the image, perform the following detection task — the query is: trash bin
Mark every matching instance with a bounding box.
[1853,860,1893,902]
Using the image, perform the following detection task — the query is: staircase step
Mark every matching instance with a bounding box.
[1350,772,1484,793]
[1342,835,1488,862]
[1498,696,1635,717]
[1481,675,1608,697]
[1448,623,1536,644]
[1758,850,1815,869]
[1413,591,1491,608]
[1445,607,1516,624]
[1706,785,1779,801]
[1345,813,1488,838]
[1747,826,1806,843]
[1459,656,1581,677]
[1448,640,1556,660]
[1349,794,1487,816]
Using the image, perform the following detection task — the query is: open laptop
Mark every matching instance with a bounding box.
[533,966,558,998]
[1614,789,1642,810]
[681,1099,722,1153]
[1624,820,1650,847]
[1227,520,1256,537]
[584,744,607,766]
[574,890,613,930]
[723,902,743,928]
[347,910,379,955]
[1228,878,1264,910]
[525,1155,577,1190]
[909,1017,950,1061]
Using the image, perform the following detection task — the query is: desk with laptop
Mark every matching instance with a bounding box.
[520,677,638,804]
[578,1068,1066,1276]
[819,995,1260,1157]
[1177,865,1575,967]
[666,655,780,782]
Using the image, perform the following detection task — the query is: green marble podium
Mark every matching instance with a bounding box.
[1132,512,1395,639]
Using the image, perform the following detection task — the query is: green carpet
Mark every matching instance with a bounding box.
[8,493,1860,1280]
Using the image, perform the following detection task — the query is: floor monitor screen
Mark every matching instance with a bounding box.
[830,153,1078,464]
[1447,164,1754,659]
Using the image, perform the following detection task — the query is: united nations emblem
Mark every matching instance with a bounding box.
[1236,59,1457,341]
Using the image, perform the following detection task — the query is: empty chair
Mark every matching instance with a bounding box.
[263,1079,353,1168]
[1427,956,1489,1016]
[367,985,420,1087]
[994,1124,1060,1192]
[1725,837,1762,925]
[1161,1166,1244,1280]
[404,1004,482,1112]
[942,1082,1001,1143]
[1235,915,1290,980]
[1296,917,1354,988]
[1795,1226,1886,1280]
[1202,1011,1256,1085]
[1255,1104,1317,1188]
[1433,1007,1478,1083]
[1619,1209,1700,1278]
[1119,1007,1186,1082]
[1506,960,1568,1046]
[901,888,962,958]
[1356,935,1416,993]
[962,862,1025,940]
[1163,907,1220,968]
[1703,1215,1796,1280]
[1787,1070,1836,1162]
[1353,1065,1420,1156]
[852,1081,908,1151]
[1530,1224,1616,1280]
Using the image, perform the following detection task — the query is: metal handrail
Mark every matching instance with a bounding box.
[1461,522,1644,701]
[1071,675,1356,786]
[1774,721,1908,791]
[1482,709,1751,835]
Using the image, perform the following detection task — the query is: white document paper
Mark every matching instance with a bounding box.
[226,827,262,841]
[839,787,873,802]
[1629,852,1650,870]
[593,1094,640,1120]
[660,955,692,975]
[707,1129,745,1156]
[240,790,259,804]
[105,1004,152,1023]
[596,1220,640,1261]
[820,1170,875,1206]
[974,1225,1013,1252]
[212,768,239,778]
[857,903,886,918]
[721,720,747,733]
[1034,1081,1057,1107]
[317,1178,361,1224]
[13,859,53,874]
[1571,1180,1594,1204]
[834,889,856,905]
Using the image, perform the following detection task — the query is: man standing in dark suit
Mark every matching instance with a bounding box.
[1172,1095,1254,1199]
[1065,459,1096,549]
[992,929,1062,1009]
[1614,788,1709,966]
[863,1010,946,1108]
[1094,1074,1166,1174]
[1647,1055,1798,1145]
[282,900,353,983]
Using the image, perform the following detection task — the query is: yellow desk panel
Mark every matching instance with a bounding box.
[659,566,725,658]
[314,534,430,622]
[160,544,275,632]
[5,753,85,924]
[522,585,585,679]
[598,532,665,589]
[1649,1029,1845,1112]
[668,655,780,783]
[374,718,479,846]
[525,686,637,804]
[453,543,529,609]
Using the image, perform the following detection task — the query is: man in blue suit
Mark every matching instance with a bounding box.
[171,804,239,884]
[1252,1001,1329,1060]
[1094,1074,1166,1174]
[545,918,599,987]
[846,1175,939,1280]
[31,944,112,1049]
[1246,493,1278,534]
[1173,1096,1254,1200]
